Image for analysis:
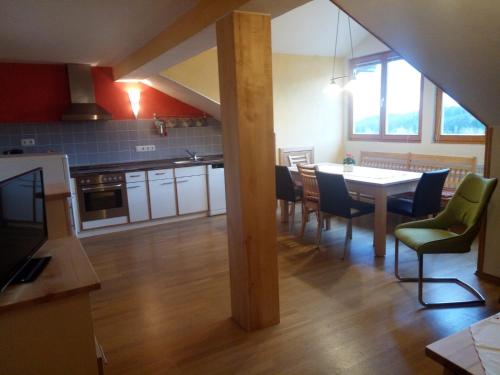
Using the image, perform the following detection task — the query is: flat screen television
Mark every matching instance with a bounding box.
[0,168,49,292]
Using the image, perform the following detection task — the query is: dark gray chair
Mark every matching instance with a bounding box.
[388,169,449,218]
[275,165,302,230]
[316,171,374,258]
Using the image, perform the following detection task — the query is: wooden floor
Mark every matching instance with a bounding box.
[82,213,500,375]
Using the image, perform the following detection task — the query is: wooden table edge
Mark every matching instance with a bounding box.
[0,283,101,314]
[45,191,71,201]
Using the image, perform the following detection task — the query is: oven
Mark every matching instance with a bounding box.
[76,173,128,222]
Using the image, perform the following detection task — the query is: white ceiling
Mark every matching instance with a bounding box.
[272,0,371,57]
[0,0,197,65]
[0,0,373,73]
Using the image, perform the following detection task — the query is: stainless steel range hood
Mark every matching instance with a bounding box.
[61,64,112,121]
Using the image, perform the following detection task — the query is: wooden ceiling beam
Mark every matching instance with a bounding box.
[113,0,252,80]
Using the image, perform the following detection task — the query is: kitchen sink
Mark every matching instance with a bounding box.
[173,158,205,165]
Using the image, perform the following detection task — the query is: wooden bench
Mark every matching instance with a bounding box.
[360,151,477,198]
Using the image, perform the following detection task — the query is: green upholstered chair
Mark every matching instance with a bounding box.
[394,173,497,308]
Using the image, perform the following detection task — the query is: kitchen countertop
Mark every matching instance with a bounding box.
[70,154,224,177]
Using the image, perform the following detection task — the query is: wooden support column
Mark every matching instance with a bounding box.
[216,11,279,331]
[478,127,500,284]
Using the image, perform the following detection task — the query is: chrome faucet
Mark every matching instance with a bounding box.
[185,149,200,161]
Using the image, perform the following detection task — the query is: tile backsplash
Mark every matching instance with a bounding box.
[0,119,222,166]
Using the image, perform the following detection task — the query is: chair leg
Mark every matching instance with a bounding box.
[300,203,307,238]
[348,219,353,239]
[394,239,486,308]
[289,202,296,231]
[316,212,323,246]
[325,217,331,230]
[342,219,351,259]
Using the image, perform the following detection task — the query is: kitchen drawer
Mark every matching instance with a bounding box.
[174,165,206,178]
[147,169,173,181]
[125,171,146,183]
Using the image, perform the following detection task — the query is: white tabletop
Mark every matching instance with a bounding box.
[290,163,422,186]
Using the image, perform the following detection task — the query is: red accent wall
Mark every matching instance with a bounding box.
[0,64,70,122]
[0,63,204,123]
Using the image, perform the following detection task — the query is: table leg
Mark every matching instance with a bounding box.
[373,189,388,257]
[280,200,289,223]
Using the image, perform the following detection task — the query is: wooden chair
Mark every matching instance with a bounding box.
[288,154,310,167]
[297,164,324,238]
[278,146,314,166]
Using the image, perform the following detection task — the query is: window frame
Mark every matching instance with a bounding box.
[348,51,423,143]
[434,88,486,144]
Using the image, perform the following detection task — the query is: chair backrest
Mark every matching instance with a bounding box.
[316,171,352,217]
[275,165,297,202]
[288,154,310,166]
[438,173,497,241]
[412,169,450,217]
[278,146,314,166]
[297,164,319,203]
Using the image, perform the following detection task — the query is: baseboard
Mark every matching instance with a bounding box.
[475,270,500,285]
[76,212,210,238]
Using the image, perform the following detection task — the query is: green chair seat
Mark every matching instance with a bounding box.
[394,228,458,254]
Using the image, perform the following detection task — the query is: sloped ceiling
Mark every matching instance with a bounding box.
[0,0,197,65]
[272,0,369,57]
[330,0,500,127]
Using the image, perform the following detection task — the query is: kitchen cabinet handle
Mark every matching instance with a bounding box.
[127,186,141,189]
[129,174,141,178]
[155,172,166,175]
[81,183,123,192]
[160,182,173,185]
[176,180,189,183]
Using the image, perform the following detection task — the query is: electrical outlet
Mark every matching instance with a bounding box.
[135,145,156,152]
[21,138,35,146]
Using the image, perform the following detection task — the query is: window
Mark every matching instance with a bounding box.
[349,52,423,142]
[434,89,486,143]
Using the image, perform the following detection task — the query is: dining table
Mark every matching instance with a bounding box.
[285,163,422,257]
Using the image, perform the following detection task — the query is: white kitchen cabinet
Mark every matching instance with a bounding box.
[208,164,226,216]
[125,171,146,183]
[175,165,206,178]
[127,181,150,222]
[148,178,176,219]
[176,174,208,215]
[147,169,173,181]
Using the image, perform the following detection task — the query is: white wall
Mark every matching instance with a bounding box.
[343,35,485,169]
[272,54,345,163]
[164,50,346,163]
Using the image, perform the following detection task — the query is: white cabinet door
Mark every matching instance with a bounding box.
[148,178,177,219]
[176,175,208,215]
[127,182,150,222]
[208,166,226,215]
